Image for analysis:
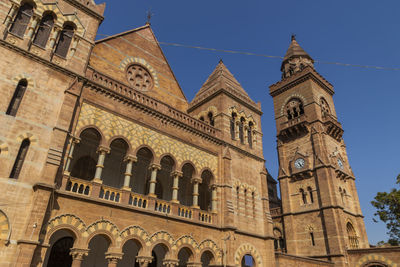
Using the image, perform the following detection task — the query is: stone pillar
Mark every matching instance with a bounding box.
[4,3,19,29]
[148,163,161,197]
[122,155,137,191]
[187,262,202,267]
[136,256,153,267]
[70,36,79,56]
[64,137,80,174]
[163,259,179,267]
[211,184,218,213]
[191,177,202,209]
[93,146,109,184]
[70,248,89,267]
[49,24,62,49]
[105,252,123,267]
[26,13,40,39]
[171,171,183,203]
[235,121,240,140]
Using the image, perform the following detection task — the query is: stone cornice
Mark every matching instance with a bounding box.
[269,66,334,97]
[64,0,105,21]
[279,205,364,218]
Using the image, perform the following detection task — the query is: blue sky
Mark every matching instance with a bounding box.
[96,0,400,245]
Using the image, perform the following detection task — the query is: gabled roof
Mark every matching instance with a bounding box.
[190,60,259,112]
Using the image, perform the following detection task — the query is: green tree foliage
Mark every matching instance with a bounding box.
[371,174,400,243]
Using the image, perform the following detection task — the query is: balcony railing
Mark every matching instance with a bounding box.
[61,175,216,225]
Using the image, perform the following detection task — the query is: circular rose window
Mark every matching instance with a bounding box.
[126,64,153,91]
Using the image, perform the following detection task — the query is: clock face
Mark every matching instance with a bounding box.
[337,159,344,169]
[294,158,305,169]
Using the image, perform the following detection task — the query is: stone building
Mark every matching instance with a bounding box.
[0,0,398,266]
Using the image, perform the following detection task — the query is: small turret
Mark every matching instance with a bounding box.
[281,35,314,79]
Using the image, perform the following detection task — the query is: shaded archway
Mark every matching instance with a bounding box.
[201,250,214,267]
[132,147,153,194]
[44,229,76,267]
[82,235,110,267]
[179,163,194,206]
[199,170,213,211]
[346,222,359,248]
[149,243,168,267]
[102,138,129,188]
[178,247,193,267]
[70,128,101,180]
[157,156,175,200]
[117,239,141,267]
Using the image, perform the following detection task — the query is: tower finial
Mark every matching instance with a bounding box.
[291,34,296,41]
[146,9,153,25]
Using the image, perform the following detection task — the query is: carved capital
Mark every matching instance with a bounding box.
[162,259,179,267]
[69,248,89,261]
[97,146,110,154]
[171,170,183,178]
[124,155,137,163]
[105,252,123,263]
[136,256,153,267]
[191,177,202,184]
[149,163,161,171]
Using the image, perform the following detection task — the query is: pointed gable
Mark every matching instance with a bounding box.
[89,25,188,111]
[190,60,259,112]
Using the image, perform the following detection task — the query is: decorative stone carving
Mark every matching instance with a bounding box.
[126,64,154,91]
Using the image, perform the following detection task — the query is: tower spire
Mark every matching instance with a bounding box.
[281,35,314,79]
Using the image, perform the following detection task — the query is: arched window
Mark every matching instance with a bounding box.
[310,232,315,246]
[199,170,213,211]
[119,239,141,267]
[248,121,253,148]
[132,147,153,195]
[307,187,314,203]
[241,254,255,267]
[9,3,33,37]
[102,139,128,188]
[320,98,331,117]
[286,98,304,120]
[54,24,75,58]
[244,188,248,216]
[6,79,28,116]
[178,247,193,267]
[33,13,55,48]
[300,188,307,204]
[346,222,359,248]
[82,235,110,267]
[207,112,214,126]
[179,163,194,206]
[149,244,168,267]
[157,156,175,201]
[201,251,214,267]
[239,117,245,144]
[10,138,30,179]
[230,112,237,140]
[70,129,101,180]
[339,187,345,205]
[199,116,205,122]
[252,191,255,218]
[273,228,285,251]
[236,186,240,214]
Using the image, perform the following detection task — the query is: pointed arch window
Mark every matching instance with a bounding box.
[207,112,214,126]
[248,122,253,148]
[33,13,54,48]
[10,139,30,179]
[310,232,315,246]
[346,222,359,248]
[307,187,314,203]
[320,98,331,117]
[9,3,33,37]
[239,117,245,144]
[54,24,75,58]
[300,188,307,204]
[6,79,27,116]
[230,112,237,140]
[286,98,304,120]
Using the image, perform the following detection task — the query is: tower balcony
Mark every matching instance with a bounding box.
[322,114,343,141]
[278,114,309,141]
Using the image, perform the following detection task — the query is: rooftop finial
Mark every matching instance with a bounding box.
[146,9,153,25]
[219,58,223,64]
[291,34,296,41]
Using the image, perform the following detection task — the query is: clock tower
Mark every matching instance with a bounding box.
[269,36,369,266]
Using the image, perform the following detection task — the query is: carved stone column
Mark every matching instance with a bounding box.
[163,259,179,267]
[26,13,41,39]
[136,256,153,267]
[122,155,137,191]
[105,252,123,267]
[49,24,62,49]
[148,163,161,197]
[211,184,218,213]
[171,170,183,203]
[93,146,110,183]
[70,36,80,56]
[191,177,202,209]
[64,136,80,174]
[4,3,19,29]
[70,248,89,267]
